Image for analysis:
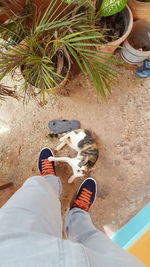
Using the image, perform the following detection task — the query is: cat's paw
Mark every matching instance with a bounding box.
[68,177,74,184]
[48,156,53,161]
[55,144,62,151]
[59,136,65,141]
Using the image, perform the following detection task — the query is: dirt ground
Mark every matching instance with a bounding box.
[0,59,150,237]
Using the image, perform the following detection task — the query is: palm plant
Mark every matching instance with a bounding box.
[0,0,122,103]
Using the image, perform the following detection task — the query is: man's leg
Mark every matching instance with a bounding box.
[64,178,143,266]
[64,177,110,252]
[65,207,122,252]
[0,148,62,237]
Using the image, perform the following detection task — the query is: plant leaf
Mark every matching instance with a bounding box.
[99,0,127,17]
[66,45,85,73]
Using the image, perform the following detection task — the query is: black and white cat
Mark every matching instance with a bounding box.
[48,129,98,183]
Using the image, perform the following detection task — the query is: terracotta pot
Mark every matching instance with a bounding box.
[128,0,150,22]
[121,20,150,64]
[0,0,75,24]
[96,5,133,57]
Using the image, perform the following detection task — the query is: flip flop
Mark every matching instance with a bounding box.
[48,120,81,134]
[136,58,150,78]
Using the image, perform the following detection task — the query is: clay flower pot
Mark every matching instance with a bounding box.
[96,5,133,57]
[121,20,150,64]
[128,0,150,22]
[20,42,71,94]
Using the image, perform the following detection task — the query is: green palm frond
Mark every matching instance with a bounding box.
[33,0,95,36]
[0,0,123,103]
[58,28,122,98]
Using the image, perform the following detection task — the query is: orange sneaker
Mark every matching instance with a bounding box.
[38,147,56,176]
[71,178,97,212]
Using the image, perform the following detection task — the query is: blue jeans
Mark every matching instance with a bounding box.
[0,175,144,267]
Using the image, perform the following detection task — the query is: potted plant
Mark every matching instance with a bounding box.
[0,0,122,103]
[121,20,150,64]
[94,0,133,55]
[128,0,150,22]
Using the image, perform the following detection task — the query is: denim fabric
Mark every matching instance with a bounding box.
[0,175,144,267]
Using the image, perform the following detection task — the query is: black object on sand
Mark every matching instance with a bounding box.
[48,120,81,134]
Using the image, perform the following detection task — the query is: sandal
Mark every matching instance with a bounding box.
[136,58,150,78]
[48,120,81,134]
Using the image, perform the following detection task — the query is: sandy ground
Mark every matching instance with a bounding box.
[0,61,150,236]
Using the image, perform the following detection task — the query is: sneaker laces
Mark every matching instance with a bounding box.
[41,159,55,176]
[73,188,92,211]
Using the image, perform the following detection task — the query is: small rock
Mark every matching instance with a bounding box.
[130,146,134,152]
[98,187,110,199]
[136,145,142,153]
[123,156,131,160]
[114,160,120,166]
[122,149,129,156]
[117,176,124,181]
[130,161,135,165]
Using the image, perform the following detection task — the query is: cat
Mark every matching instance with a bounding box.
[48,129,98,183]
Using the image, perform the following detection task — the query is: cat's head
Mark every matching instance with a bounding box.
[76,167,86,177]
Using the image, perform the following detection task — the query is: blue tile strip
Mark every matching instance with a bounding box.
[111,203,150,249]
